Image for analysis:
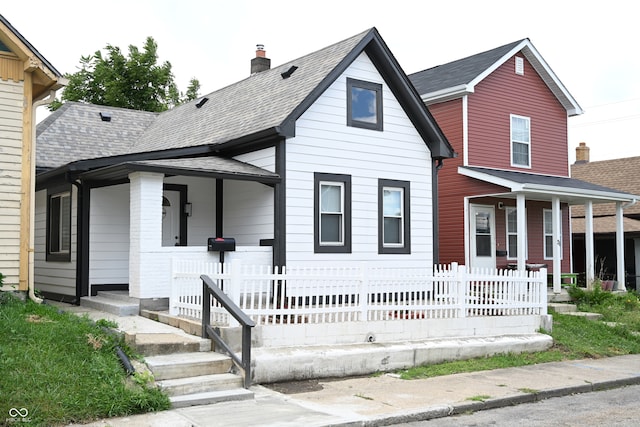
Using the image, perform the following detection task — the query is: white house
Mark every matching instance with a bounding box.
[34,28,454,308]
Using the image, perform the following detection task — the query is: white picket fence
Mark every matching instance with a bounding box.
[170,259,547,326]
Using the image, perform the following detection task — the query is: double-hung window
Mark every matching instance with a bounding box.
[543,209,562,259]
[347,78,383,131]
[378,179,410,254]
[47,188,72,261]
[314,173,351,253]
[511,115,531,167]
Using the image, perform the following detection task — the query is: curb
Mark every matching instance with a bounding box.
[358,376,640,426]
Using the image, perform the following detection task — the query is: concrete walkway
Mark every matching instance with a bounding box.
[56,303,640,427]
[71,354,640,426]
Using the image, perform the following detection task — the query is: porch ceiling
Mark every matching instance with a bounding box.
[79,156,280,184]
[459,166,640,205]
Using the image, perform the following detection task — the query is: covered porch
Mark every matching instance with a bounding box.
[74,155,281,305]
[459,167,639,293]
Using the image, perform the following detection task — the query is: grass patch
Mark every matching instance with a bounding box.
[399,289,640,380]
[466,394,491,402]
[0,293,169,426]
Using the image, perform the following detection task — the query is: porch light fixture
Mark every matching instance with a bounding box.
[184,202,192,217]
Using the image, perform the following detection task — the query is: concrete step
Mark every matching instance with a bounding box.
[145,351,233,381]
[548,302,578,313]
[96,290,136,303]
[169,388,254,409]
[80,295,139,316]
[140,309,202,336]
[126,332,211,356]
[157,372,243,396]
[547,288,573,303]
[563,311,604,321]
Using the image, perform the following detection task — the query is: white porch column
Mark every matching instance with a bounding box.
[585,200,595,289]
[129,171,164,298]
[552,196,561,294]
[517,193,526,271]
[615,202,626,291]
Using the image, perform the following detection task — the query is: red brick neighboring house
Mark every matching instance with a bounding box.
[571,143,640,290]
[409,39,638,290]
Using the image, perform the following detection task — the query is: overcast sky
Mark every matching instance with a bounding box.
[3,0,638,163]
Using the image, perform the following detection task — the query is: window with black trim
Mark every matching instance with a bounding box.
[314,173,351,253]
[378,179,410,254]
[347,78,383,131]
[46,188,72,262]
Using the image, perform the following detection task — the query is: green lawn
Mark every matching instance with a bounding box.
[400,286,640,380]
[0,293,169,426]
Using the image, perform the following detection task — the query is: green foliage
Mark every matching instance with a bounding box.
[567,282,614,306]
[0,295,169,425]
[51,37,200,112]
[0,271,4,286]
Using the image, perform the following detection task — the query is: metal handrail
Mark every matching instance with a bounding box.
[200,274,255,389]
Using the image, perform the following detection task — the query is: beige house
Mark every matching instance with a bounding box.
[0,15,64,293]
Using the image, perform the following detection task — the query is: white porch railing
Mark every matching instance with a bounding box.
[170,260,547,326]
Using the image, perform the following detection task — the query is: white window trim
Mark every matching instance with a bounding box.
[382,186,404,248]
[510,114,531,169]
[505,207,527,260]
[543,208,563,260]
[515,56,524,75]
[319,181,345,246]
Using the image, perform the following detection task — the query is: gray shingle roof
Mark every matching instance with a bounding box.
[461,166,639,202]
[131,29,370,153]
[408,40,523,95]
[36,102,158,169]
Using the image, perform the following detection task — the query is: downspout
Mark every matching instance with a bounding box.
[29,90,57,303]
[432,159,444,265]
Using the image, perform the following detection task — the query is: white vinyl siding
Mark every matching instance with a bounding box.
[285,52,433,268]
[34,189,77,296]
[0,80,24,288]
[89,185,130,286]
[224,180,274,246]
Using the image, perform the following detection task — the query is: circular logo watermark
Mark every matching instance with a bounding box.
[7,408,30,423]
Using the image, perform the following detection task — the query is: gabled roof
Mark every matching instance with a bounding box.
[571,156,640,218]
[0,14,64,98]
[130,27,453,159]
[36,102,158,170]
[36,27,454,183]
[459,166,639,205]
[408,39,583,116]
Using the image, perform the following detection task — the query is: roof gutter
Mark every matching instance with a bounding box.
[29,89,58,304]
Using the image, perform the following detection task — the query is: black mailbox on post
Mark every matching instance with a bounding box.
[207,237,236,252]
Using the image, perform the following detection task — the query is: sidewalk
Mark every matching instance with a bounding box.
[61,304,640,426]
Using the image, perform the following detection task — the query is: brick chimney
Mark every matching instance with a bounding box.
[250,44,270,74]
[575,142,590,164]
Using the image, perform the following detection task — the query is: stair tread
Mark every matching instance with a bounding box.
[157,372,240,387]
[82,295,139,307]
[169,388,254,408]
[146,351,230,366]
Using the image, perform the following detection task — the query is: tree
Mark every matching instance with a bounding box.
[50,37,200,112]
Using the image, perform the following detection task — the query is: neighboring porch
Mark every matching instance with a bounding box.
[459,167,639,293]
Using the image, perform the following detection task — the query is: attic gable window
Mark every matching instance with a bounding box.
[347,78,383,131]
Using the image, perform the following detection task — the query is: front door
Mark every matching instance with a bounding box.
[162,190,181,246]
[470,204,496,269]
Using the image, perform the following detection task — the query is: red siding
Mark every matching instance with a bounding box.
[429,55,572,268]
[467,56,569,176]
